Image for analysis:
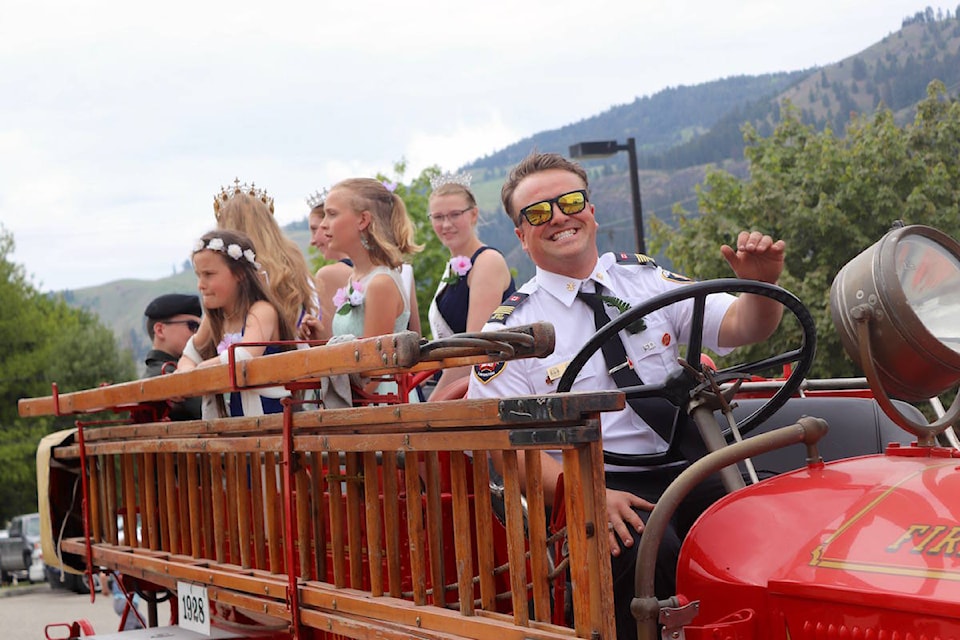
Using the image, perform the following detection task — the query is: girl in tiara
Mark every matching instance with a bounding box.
[299,186,422,343]
[427,171,516,394]
[320,178,422,341]
[178,229,296,417]
[213,179,318,330]
[299,189,353,342]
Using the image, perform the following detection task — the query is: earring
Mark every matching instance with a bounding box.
[360,231,371,250]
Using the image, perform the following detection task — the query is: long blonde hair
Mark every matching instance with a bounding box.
[215,191,317,327]
[330,178,423,268]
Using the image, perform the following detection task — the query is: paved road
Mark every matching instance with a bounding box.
[0,584,172,639]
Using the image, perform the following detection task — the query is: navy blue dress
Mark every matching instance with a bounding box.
[429,246,516,338]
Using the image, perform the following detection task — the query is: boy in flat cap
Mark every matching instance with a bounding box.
[144,293,202,419]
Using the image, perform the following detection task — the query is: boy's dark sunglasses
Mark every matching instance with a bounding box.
[164,320,200,333]
[518,189,589,226]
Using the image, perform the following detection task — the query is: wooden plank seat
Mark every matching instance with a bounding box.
[29,325,621,639]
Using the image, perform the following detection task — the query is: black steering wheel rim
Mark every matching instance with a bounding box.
[556,278,817,466]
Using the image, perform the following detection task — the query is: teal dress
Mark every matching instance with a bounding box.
[330,265,413,402]
[331,266,410,338]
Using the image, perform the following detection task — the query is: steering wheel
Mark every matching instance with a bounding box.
[556,279,817,467]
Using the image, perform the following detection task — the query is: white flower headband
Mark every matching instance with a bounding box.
[193,237,261,269]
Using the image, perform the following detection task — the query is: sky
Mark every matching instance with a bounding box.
[0,0,934,292]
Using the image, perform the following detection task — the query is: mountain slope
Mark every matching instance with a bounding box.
[464,72,806,177]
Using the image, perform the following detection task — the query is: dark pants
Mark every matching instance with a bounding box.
[604,468,727,640]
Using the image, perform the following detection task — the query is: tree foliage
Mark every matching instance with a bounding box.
[0,225,136,524]
[650,81,960,379]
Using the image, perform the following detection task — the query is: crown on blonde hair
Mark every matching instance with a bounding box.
[214,178,275,218]
[429,171,473,191]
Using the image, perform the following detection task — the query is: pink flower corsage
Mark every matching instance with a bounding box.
[217,331,242,354]
[334,280,365,315]
[442,255,472,285]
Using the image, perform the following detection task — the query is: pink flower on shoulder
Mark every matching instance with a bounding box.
[332,287,348,310]
[450,255,472,276]
[443,255,473,285]
[334,280,365,315]
[217,331,242,354]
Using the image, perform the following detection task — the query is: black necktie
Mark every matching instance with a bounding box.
[577,288,704,463]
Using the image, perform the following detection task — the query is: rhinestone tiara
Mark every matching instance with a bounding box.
[213,178,275,218]
[305,188,329,210]
[429,171,473,191]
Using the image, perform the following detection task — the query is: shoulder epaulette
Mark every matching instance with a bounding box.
[614,252,658,267]
[487,292,529,324]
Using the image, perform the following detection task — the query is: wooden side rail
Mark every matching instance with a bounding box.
[19,323,555,418]
[49,393,621,640]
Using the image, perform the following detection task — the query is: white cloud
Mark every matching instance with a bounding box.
[0,0,929,291]
[405,112,522,175]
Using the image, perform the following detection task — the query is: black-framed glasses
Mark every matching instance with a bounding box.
[518,189,589,226]
[429,207,474,224]
[164,320,200,333]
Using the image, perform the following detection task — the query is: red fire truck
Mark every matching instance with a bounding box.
[21,223,960,639]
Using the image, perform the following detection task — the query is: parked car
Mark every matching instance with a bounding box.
[44,562,100,594]
[0,513,42,584]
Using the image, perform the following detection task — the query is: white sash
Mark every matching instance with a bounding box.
[427,263,455,340]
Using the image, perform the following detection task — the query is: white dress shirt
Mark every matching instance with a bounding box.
[468,252,735,469]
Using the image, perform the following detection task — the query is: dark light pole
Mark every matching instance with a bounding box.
[569,137,645,255]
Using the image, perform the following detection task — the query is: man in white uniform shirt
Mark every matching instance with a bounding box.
[467,151,786,639]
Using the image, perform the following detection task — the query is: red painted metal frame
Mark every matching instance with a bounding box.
[281,396,303,639]
[677,449,960,638]
[44,619,96,640]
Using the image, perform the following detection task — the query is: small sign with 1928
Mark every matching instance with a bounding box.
[177,580,210,635]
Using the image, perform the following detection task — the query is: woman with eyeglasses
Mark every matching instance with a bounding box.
[427,172,516,395]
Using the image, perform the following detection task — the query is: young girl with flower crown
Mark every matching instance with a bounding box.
[178,229,296,417]
[185,180,318,368]
[320,178,423,341]
[427,173,516,394]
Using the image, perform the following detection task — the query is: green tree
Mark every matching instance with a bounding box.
[650,81,960,379]
[0,225,136,523]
